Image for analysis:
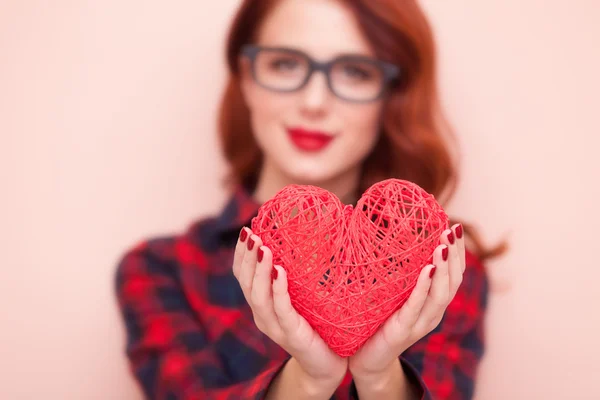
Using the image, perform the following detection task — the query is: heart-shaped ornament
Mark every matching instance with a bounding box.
[251,178,448,356]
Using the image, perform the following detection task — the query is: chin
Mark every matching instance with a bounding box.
[284,164,338,186]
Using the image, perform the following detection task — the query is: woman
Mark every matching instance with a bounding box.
[115,0,505,399]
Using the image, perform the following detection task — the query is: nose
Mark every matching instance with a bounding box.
[299,70,332,115]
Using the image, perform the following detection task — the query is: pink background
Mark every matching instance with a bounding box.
[2,1,599,399]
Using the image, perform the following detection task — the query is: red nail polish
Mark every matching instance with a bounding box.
[272,267,279,280]
[456,224,463,239]
[257,248,264,262]
[239,228,248,242]
[247,237,255,251]
[429,266,436,278]
[447,231,455,245]
[442,246,449,261]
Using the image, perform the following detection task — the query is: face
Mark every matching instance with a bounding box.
[240,0,387,187]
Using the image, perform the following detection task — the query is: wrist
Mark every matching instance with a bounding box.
[351,359,420,400]
[349,356,396,381]
[267,358,343,400]
[290,358,344,395]
[351,358,400,389]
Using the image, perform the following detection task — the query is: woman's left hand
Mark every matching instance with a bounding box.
[348,224,466,379]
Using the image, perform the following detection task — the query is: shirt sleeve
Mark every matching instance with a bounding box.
[400,251,489,400]
[114,239,289,400]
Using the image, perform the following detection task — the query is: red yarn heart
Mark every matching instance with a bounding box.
[251,178,448,357]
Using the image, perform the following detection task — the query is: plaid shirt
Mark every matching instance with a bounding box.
[115,185,488,400]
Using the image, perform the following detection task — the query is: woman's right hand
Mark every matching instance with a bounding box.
[232,227,348,388]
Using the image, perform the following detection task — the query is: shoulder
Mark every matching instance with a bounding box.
[114,217,220,290]
[463,247,489,296]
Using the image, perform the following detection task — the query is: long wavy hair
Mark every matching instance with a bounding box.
[217,0,506,261]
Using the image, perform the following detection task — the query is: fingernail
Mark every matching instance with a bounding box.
[456,224,463,239]
[442,246,449,261]
[447,231,455,245]
[257,247,264,262]
[429,266,437,278]
[239,228,248,242]
[247,236,255,251]
[272,266,279,281]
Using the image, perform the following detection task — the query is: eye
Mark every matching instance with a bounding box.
[343,64,372,80]
[269,57,300,71]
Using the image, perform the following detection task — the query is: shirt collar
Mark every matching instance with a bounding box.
[213,184,261,237]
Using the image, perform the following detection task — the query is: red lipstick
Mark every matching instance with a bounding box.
[286,127,334,152]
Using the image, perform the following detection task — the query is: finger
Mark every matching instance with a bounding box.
[452,223,466,273]
[390,264,436,330]
[430,241,451,302]
[414,243,451,333]
[272,265,302,335]
[238,232,262,301]
[250,245,282,334]
[446,224,465,298]
[449,224,466,300]
[232,227,249,279]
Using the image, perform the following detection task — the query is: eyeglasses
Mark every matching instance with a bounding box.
[241,45,401,103]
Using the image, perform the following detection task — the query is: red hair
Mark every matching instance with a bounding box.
[217,0,506,261]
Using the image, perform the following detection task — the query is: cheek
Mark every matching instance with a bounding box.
[245,84,288,123]
[343,103,383,145]
[245,88,294,146]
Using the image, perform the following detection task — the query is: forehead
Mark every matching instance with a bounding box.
[256,0,375,59]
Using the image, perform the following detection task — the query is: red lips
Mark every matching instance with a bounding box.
[286,127,334,152]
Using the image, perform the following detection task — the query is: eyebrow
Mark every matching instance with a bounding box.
[255,44,377,60]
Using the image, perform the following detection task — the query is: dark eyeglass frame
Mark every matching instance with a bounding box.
[240,44,401,103]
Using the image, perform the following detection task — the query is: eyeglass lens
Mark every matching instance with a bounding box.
[253,48,387,101]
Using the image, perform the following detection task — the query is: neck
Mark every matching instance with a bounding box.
[253,157,361,205]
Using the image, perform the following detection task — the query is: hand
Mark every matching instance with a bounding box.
[348,224,466,379]
[233,227,348,387]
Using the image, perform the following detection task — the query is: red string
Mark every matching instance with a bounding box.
[251,178,449,357]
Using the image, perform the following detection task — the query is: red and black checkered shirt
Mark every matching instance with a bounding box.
[115,185,488,399]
